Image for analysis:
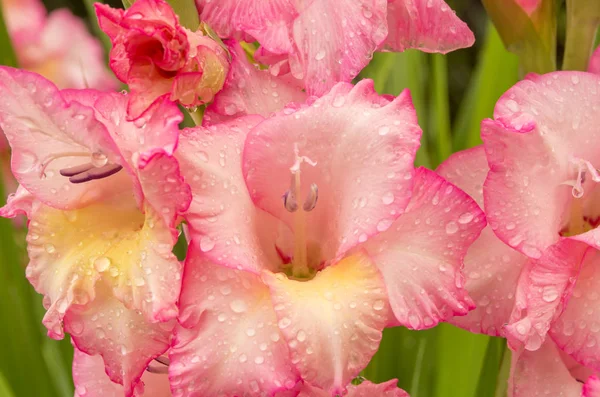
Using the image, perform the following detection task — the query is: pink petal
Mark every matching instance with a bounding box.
[437,146,528,336]
[66,286,173,397]
[550,248,600,371]
[243,80,421,262]
[288,0,388,96]
[73,348,173,396]
[584,376,600,397]
[383,0,474,54]
[195,0,298,53]
[482,71,600,259]
[2,0,46,45]
[0,185,35,218]
[515,0,541,15]
[73,348,123,396]
[506,239,588,350]
[0,67,124,210]
[590,46,600,75]
[21,9,118,91]
[508,340,583,397]
[169,245,298,397]
[262,252,389,395]
[346,379,409,397]
[364,167,484,329]
[205,41,306,123]
[177,117,289,274]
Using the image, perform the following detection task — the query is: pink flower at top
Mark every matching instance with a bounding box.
[0,67,191,396]
[96,0,230,120]
[196,0,474,96]
[438,146,600,397]
[169,80,485,396]
[1,0,117,91]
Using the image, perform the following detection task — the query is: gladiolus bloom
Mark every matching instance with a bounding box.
[439,146,600,397]
[195,0,474,96]
[170,80,484,396]
[96,0,230,120]
[1,0,117,91]
[0,67,191,395]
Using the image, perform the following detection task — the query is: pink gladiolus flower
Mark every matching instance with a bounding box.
[476,71,600,355]
[195,0,474,96]
[515,0,541,15]
[0,67,191,396]
[439,146,600,397]
[170,80,485,396]
[96,0,230,120]
[1,0,117,91]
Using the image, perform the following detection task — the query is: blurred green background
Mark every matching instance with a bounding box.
[0,0,582,396]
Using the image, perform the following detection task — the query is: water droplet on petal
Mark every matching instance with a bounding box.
[382,192,395,205]
[230,299,247,313]
[94,257,111,272]
[445,221,458,235]
[200,236,215,252]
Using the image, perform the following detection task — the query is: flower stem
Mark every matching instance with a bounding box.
[563,0,600,71]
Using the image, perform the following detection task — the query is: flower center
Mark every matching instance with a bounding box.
[280,145,319,280]
[560,158,600,236]
[41,151,123,184]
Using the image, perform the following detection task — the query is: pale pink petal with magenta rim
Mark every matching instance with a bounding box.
[288,0,388,96]
[0,67,124,210]
[508,340,583,397]
[73,348,123,396]
[243,80,421,262]
[169,245,298,397]
[364,167,484,329]
[177,117,289,274]
[346,379,409,397]
[262,252,389,396]
[205,41,306,124]
[0,184,34,218]
[195,0,298,53]
[66,284,173,397]
[550,248,600,371]
[73,348,173,397]
[383,0,474,54]
[584,376,600,397]
[482,72,600,259]
[507,239,588,351]
[438,147,528,336]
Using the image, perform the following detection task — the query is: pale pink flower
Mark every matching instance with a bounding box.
[439,146,600,397]
[169,80,485,396]
[0,67,191,395]
[96,0,230,120]
[1,0,117,91]
[475,71,600,356]
[286,379,409,397]
[196,0,474,96]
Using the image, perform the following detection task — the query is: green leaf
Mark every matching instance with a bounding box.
[563,0,600,71]
[359,51,431,168]
[0,372,16,397]
[475,338,507,397]
[0,2,17,67]
[482,0,556,74]
[122,0,135,8]
[453,23,519,150]
[433,324,491,397]
[429,54,452,167]
[166,0,200,30]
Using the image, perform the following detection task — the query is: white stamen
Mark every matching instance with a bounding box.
[303,183,318,212]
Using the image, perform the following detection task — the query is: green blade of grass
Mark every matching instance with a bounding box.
[453,22,519,149]
[433,324,491,397]
[359,51,431,168]
[475,337,507,397]
[0,372,16,397]
[0,2,17,67]
[429,54,452,166]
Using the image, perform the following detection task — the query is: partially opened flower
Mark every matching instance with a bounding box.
[96,0,230,119]
[438,146,599,396]
[2,0,117,91]
[170,80,485,396]
[291,379,409,397]
[0,67,191,395]
[196,0,474,96]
